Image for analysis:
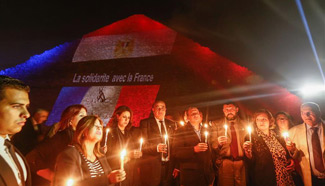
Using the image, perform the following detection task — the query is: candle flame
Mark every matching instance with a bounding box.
[106,128,110,133]
[180,121,185,126]
[66,179,74,186]
[121,149,127,158]
[140,138,143,143]
[224,124,228,129]
[247,126,252,133]
[205,131,208,136]
[282,132,289,138]
[164,134,168,140]
[204,124,208,128]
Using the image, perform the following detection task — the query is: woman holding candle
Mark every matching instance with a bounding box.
[274,111,295,135]
[53,115,126,186]
[105,105,142,186]
[243,109,296,186]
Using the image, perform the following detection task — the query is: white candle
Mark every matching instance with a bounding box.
[164,134,168,144]
[120,149,126,170]
[139,138,143,152]
[247,126,252,142]
[224,124,228,136]
[204,131,208,143]
[104,128,110,146]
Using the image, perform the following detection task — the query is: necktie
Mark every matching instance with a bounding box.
[4,140,25,186]
[230,122,239,159]
[159,121,166,137]
[311,127,325,172]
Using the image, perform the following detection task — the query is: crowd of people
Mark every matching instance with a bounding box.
[0,75,324,186]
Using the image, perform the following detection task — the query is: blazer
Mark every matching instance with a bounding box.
[0,146,32,186]
[289,122,325,186]
[139,117,176,186]
[52,145,112,186]
[173,122,214,186]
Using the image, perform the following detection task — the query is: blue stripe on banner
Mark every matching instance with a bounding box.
[45,87,89,126]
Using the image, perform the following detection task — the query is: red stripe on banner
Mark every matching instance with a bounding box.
[84,15,168,38]
[114,85,160,127]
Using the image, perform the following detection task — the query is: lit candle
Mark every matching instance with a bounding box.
[104,128,110,146]
[204,131,208,143]
[139,138,143,152]
[164,134,168,145]
[204,123,208,128]
[224,124,228,136]
[120,149,127,170]
[282,132,289,142]
[247,126,252,142]
[66,178,74,186]
[180,121,185,126]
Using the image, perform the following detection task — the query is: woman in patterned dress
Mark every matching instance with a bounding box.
[53,115,126,186]
[243,109,296,186]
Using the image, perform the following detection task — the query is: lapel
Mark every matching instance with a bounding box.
[0,155,20,186]
[299,124,309,160]
[186,123,201,144]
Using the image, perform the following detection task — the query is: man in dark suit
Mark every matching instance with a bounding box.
[139,100,177,186]
[0,75,32,186]
[173,107,214,186]
[12,108,49,155]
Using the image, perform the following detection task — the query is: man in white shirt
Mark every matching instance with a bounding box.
[289,102,325,186]
[0,75,31,186]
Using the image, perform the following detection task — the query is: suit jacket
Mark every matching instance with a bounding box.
[173,122,214,186]
[52,145,113,186]
[0,145,32,186]
[289,122,325,186]
[139,117,176,186]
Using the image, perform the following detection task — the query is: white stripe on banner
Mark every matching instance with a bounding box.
[72,29,177,62]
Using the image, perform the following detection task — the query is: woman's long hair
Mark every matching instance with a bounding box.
[73,115,104,158]
[48,104,87,138]
[107,105,133,131]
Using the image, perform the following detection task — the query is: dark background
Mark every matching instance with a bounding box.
[0,0,324,118]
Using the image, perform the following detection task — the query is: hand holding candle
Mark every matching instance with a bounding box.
[120,149,127,170]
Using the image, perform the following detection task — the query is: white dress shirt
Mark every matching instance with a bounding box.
[0,136,27,185]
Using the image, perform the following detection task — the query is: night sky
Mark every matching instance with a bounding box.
[0,0,324,102]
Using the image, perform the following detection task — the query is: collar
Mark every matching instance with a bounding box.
[305,122,322,130]
[0,135,10,149]
[154,117,165,123]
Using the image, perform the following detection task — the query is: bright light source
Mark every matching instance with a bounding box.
[300,85,325,97]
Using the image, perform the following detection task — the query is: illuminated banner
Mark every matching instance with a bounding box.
[46,85,160,126]
[72,29,177,62]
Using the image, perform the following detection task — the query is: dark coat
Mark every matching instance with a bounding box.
[105,126,140,186]
[245,131,292,186]
[173,122,214,186]
[138,117,176,186]
[52,145,113,186]
[26,127,74,172]
[0,144,32,186]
